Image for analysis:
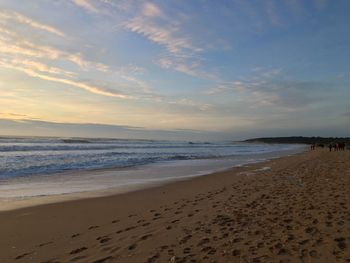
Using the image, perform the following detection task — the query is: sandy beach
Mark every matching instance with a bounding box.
[1,149,349,263]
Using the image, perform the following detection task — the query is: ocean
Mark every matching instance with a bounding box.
[0,137,305,200]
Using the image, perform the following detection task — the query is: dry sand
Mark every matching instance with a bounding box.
[0,149,349,262]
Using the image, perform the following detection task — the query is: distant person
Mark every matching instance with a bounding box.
[329,144,332,152]
[340,142,345,151]
[333,144,337,151]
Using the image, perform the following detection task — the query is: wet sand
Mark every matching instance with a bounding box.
[1,149,350,262]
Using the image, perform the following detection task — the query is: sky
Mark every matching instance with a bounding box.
[0,0,349,140]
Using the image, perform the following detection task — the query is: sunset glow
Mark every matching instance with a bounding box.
[1,0,349,139]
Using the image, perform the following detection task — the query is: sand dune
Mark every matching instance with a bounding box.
[1,149,350,262]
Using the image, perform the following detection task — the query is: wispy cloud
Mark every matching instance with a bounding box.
[157,55,218,80]
[169,98,212,112]
[0,11,200,109]
[0,58,132,99]
[10,59,76,77]
[125,17,200,55]
[0,20,155,100]
[143,2,163,17]
[70,0,129,15]
[0,10,65,37]
[0,13,205,110]
[0,28,114,73]
[0,112,32,120]
[208,68,330,110]
[0,25,82,64]
[122,2,210,78]
[70,1,214,79]
[72,0,99,13]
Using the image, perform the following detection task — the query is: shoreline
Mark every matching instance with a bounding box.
[0,147,305,212]
[0,159,276,212]
[1,149,349,262]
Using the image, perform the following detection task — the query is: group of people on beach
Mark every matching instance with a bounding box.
[328,142,346,151]
[310,142,347,151]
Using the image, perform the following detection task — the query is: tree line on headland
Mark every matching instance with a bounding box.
[244,136,350,145]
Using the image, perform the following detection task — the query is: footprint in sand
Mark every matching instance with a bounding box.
[128,243,137,250]
[179,235,192,244]
[92,256,114,263]
[140,234,153,241]
[96,236,111,244]
[15,251,34,260]
[70,255,87,262]
[183,247,191,254]
[69,247,87,255]
[334,237,347,250]
[147,253,160,263]
[38,241,53,247]
[124,226,137,231]
[197,238,210,246]
[160,245,169,251]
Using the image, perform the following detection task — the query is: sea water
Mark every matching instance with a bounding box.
[0,137,306,199]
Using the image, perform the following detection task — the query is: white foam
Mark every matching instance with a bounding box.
[0,146,306,210]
